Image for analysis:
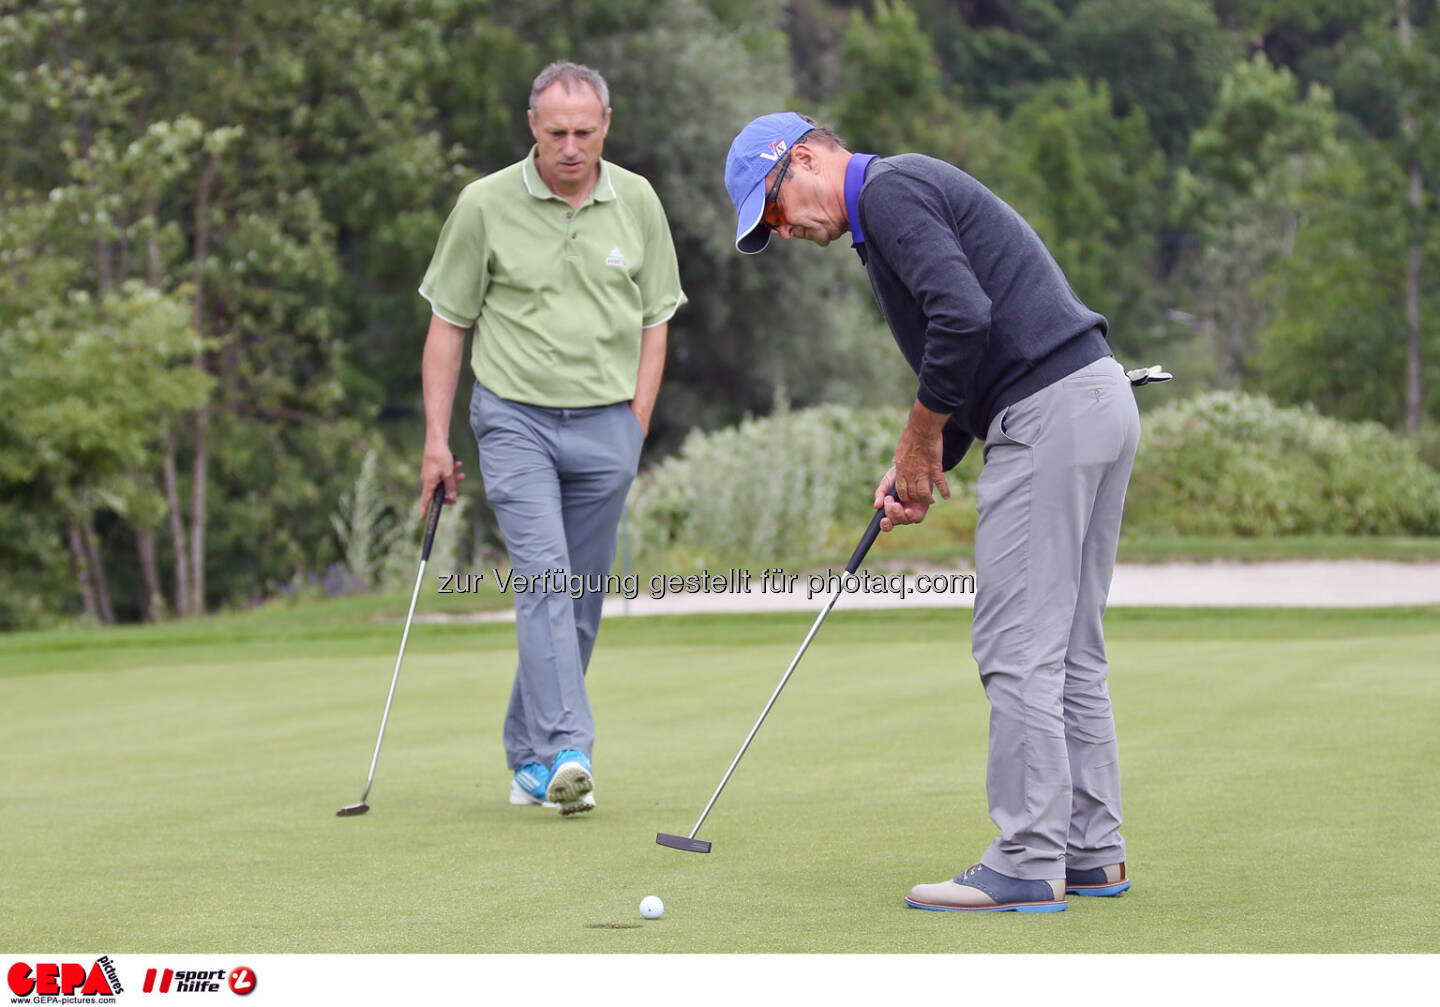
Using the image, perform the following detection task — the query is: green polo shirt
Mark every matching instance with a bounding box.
[419,148,687,407]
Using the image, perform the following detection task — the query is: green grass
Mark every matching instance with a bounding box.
[2,603,1438,953]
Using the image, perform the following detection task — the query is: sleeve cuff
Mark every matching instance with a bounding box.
[417,288,474,329]
[915,382,962,416]
[642,291,687,329]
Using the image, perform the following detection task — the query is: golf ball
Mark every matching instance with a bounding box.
[639,895,664,919]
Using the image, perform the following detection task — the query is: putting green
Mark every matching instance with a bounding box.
[2,604,1437,953]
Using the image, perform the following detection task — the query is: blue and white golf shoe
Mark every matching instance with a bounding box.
[509,761,553,806]
[546,749,595,816]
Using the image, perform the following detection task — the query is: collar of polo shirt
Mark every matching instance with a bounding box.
[521,145,617,203]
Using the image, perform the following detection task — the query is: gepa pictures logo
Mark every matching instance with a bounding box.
[7,957,122,997]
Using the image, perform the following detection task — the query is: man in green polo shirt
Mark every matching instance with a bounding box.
[417,61,686,816]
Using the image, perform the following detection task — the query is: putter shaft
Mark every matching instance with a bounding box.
[355,557,430,804]
[682,584,844,841]
[657,487,898,851]
[339,481,446,817]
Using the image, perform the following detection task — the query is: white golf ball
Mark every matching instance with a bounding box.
[639,895,664,919]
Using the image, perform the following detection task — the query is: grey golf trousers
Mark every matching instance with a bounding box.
[469,382,642,771]
[972,356,1141,881]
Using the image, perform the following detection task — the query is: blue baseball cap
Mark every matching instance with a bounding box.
[725,112,815,254]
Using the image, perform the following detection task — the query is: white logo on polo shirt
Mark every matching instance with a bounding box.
[605,247,627,267]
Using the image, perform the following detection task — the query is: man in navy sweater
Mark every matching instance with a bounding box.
[725,112,1140,913]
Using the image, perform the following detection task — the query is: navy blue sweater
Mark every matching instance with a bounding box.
[856,154,1111,468]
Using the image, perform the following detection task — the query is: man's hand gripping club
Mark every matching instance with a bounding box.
[875,399,951,533]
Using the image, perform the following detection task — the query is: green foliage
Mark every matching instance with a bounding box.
[0,283,209,627]
[583,0,913,446]
[1062,0,1234,157]
[197,412,373,605]
[3,0,1439,627]
[627,400,900,565]
[1126,391,1440,536]
[380,495,471,593]
[1252,141,1429,425]
[1183,54,1340,200]
[786,0,850,101]
[0,497,73,631]
[978,78,1166,355]
[627,391,1440,568]
[1171,54,1344,385]
[927,0,1068,112]
[626,399,982,566]
[0,284,208,490]
[317,440,477,595]
[831,0,954,156]
[330,449,401,591]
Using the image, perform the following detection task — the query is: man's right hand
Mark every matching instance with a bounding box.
[419,445,463,518]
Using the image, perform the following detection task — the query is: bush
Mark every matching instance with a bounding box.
[626,399,986,566]
[627,391,1440,569]
[1126,391,1440,536]
[628,400,897,566]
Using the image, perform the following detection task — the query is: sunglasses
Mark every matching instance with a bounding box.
[761,151,792,230]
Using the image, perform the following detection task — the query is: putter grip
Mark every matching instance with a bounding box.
[844,485,901,574]
[420,481,445,561]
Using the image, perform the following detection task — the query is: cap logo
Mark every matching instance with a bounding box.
[758,138,789,162]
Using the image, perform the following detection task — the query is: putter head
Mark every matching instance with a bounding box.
[656,832,711,854]
[336,802,370,817]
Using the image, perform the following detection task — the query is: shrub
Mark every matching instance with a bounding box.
[627,400,987,566]
[628,391,1440,568]
[628,400,907,565]
[1126,391,1440,536]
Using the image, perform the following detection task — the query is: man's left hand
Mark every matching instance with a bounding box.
[629,402,651,437]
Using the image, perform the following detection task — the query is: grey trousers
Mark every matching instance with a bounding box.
[971,356,1141,880]
[469,382,642,770]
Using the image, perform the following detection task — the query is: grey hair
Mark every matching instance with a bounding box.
[529,61,610,113]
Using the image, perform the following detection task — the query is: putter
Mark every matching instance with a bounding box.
[657,485,900,853]
[337,477,448,817]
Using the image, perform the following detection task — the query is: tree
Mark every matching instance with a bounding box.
[919,0,1069,113]
[830,0,957,158]
[0,0,454,620]
[1212,1,1438,427]
[582,0,913,445]
[1062,0,1235,158]
[0,287,208,623]
[978,78,1167,357]
[1395,0,1432,431]
[1253,142,1423,425]
[1171,54,1343,385]
[1203,0,1440,426]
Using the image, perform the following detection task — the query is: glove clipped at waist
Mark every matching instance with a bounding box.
[1126,364,1173,387]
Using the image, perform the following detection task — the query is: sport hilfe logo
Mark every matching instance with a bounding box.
[7,957,122,997]
[227,968,256,996]
[142,966,256,995]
